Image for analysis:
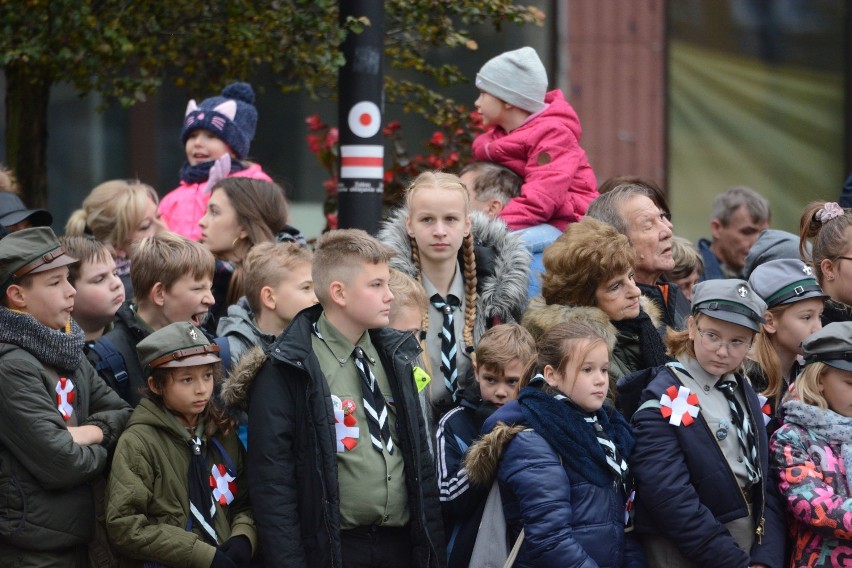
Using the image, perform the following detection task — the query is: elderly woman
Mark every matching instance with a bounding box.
[586,182,690,330]
[523,217,670,401]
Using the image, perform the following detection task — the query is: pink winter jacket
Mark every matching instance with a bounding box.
[472,89,598,231]
[159,163,271,241]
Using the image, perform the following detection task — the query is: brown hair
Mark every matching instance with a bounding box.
[243,241,313,316]
[458,161,521,206]
[209,178,290,308]
[476,323,536,374]
[132,232,215,304]
[747,305,787,403]
[667,235,704,281]
[58,236,113,285]
[519,320,610,393]
[312,229,394,306]
[405,171,477,355]
[540,217,636,307]
[65,179,159,253]
[799,201,852,287]
[145,364,233,434]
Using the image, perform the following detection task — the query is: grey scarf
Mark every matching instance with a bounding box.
[782,398,852,492]
[0,307,84,371]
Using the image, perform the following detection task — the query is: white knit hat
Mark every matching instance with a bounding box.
[475,47,547,113]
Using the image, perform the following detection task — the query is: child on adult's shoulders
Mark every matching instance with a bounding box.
[472,46,598,234]
[160,82,272,240]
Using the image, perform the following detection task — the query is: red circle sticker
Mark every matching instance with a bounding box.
[348,101,381,138]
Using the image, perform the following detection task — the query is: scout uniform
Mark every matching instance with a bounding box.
[106,322,256,568]
[616,279,786,568]
[0,227,132,567]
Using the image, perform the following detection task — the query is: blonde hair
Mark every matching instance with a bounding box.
[65,179,159,253]
[58,235,112,285]
[667,235,704,281]
[405,171,477,355]
[476,323,536,374]
[312,229,393,306]
[799,201,852,287]
[795,362,831,410]
[388,268,428,323]
[131,232,215,304]
[243,242,313,316]
[519,321,610,393]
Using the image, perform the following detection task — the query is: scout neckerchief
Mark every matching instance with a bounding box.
[430,293,461,401]
[313,322,393,454]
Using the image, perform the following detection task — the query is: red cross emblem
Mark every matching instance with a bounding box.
[332,395,359,452]
[210,464,236,506]
[55,377,75,421]
[660,385,700,426]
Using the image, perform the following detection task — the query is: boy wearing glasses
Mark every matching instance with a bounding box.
[617,279,785,568]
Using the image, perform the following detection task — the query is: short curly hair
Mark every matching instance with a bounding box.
[540,217,636,307]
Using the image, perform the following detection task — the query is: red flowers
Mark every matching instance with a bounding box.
[305,108,485,232]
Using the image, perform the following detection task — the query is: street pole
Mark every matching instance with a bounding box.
[337,0,385,234]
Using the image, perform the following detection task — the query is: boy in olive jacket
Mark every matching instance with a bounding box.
[223,229,445,568]
[0,227,132,567]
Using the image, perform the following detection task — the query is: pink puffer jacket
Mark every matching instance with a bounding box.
[473,89,598,231]
[159,163,271,240]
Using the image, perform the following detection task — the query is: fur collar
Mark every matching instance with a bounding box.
[377,208,531,339]
[522,295,662,344]
[220,345,268,411]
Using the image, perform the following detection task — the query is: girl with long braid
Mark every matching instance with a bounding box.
[379,171,530,421]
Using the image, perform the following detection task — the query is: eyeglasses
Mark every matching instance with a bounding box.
[835,256,852,262]
[696,327,751,353]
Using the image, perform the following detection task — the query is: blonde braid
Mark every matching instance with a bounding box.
[410,236,430,333]
[462,233,478,363]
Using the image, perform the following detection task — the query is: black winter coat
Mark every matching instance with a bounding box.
[244,304,445,568]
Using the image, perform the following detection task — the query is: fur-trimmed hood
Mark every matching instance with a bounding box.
[522,294,662,343]
[220,344,267,411]
[377,208,531,339]
[464,421,527,488]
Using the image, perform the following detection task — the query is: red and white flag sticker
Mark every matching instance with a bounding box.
[340,145,384,179]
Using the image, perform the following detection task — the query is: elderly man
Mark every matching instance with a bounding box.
[697,186,770,281]
[586,183,689,330]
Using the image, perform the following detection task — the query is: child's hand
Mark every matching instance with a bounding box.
[67,425,104,446]
[218,535,251,567]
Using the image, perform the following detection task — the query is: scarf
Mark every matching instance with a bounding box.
[517,385,634,487]
[0,307,84,372]
[611,309,671,370]
[179,159,246,184]
[782,398,852,492]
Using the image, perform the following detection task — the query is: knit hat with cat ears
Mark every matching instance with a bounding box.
[181,82,258,160]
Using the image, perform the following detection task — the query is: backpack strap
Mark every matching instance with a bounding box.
[213,337,232,374]
[90,336,130,402]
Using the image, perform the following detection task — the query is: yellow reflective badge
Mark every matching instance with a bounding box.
[413,366,431,393]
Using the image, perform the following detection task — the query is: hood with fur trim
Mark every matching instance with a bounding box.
[377,208,531,340]
[522,295,662,342]
[220,344,268,411]
[465,421,528,488]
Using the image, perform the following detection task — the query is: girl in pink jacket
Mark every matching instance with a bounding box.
[473,47,598,232]
[160,82,271,240]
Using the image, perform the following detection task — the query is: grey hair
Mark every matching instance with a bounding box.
[585,183,653,236]
[711,186,770,225]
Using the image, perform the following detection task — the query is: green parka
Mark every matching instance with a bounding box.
[0,342,131,560]
[106,399,256,567]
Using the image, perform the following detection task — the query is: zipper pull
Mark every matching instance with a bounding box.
[755,516,765,544]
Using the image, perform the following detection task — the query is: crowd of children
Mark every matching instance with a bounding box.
[1,45,852,568]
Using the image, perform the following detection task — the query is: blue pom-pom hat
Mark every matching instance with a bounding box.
[181,82,258,160]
